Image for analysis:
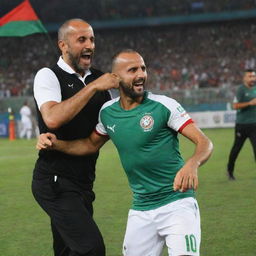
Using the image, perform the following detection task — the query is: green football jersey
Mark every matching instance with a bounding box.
[234,84,256,124]
[96,92,195,210]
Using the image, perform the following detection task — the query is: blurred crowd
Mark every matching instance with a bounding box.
[1,0,256,23]
[1,20,256,102]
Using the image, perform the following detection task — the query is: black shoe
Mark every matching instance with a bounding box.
[227,170,235,180]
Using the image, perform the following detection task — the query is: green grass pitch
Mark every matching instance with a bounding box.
[0,128,255,256]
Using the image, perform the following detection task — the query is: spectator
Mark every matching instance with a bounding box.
[19,100,32,139]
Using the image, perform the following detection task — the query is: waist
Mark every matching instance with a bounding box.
[132,189,195,211]
[34,153,98,188]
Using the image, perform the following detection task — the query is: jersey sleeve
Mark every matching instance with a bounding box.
[95,111,108,136]
[166,98,192,132]
[33,68,62,109]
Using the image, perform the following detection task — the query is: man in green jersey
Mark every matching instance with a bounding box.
[227,69,256,180]
[37,50,213,256]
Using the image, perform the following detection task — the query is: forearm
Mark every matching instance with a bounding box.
[233,101,253,110]
[53,137,98,156]
[52,133,108,156]
[187,136,213,167]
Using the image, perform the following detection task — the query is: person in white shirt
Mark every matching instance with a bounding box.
[19,101,32,139]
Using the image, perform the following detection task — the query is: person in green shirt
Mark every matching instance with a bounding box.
[37,49,213,256]
[227,69,256,180]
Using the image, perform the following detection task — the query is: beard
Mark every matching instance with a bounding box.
[120,79,145,99]
[67,51,85,74]
[67,49,93,74]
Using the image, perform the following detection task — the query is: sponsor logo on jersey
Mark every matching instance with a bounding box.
[67,83,74,89]
[107,124,116,133]
[140,115,154,132]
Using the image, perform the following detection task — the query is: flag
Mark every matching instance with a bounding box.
[0,0,47,37]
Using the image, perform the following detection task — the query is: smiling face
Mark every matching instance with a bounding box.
[58,20,95,76]
[112,51,147,99]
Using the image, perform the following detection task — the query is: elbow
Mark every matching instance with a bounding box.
[208,139,214,154]
[205,138,214,160]
[44,117,62,130]
[201,136,213,156]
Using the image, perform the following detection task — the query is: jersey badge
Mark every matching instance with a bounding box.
[140,114,154,132]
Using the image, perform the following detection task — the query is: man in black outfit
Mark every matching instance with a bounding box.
[32,19,120,256]
[227,69,256,180]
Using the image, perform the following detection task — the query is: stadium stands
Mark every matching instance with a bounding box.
[1,0,256,22]
[1,19,256,106]
[1,0,256,108]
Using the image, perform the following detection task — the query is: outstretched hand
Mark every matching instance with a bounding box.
[36,132,57,150]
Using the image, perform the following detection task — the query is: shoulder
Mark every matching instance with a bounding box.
[35,67,57,81]
[147,92,181,110]
[34,67,60,93]
[100,97,120,112]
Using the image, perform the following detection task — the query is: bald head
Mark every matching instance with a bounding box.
[58,19,92,41]
[112,49,144,73]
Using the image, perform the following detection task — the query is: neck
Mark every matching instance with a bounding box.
[119,92,144,110]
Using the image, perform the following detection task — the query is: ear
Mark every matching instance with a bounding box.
[58,40,67,53]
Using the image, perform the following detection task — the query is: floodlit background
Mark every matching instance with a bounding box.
[0,1,256,255]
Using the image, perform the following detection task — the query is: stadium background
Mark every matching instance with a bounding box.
[0,1,256,256]
[1,0,256,136]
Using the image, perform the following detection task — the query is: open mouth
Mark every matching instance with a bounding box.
[80,52,93,66]
[81,53,92,60]
[133,80,144,87]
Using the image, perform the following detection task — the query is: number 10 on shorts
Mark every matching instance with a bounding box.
[185,234,197,253]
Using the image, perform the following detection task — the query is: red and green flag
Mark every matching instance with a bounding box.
[0,0,47,37]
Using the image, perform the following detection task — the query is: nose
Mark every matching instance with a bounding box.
[84,39,94,49]
[137,68,146,79]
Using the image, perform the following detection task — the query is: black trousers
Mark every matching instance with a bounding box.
[32,173,105,256]
[227,123,256,173]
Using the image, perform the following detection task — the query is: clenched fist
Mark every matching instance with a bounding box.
[91,73,120,91]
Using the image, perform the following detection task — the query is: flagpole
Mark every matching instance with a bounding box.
[27,0,59,59]
[44,30,59,59]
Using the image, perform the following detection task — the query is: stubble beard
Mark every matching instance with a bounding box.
[67,51,89,74]
[120,81,145,99]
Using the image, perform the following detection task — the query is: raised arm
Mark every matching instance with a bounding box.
[37,131,109,155]
[173,123,213,192]
[39,73,120,130]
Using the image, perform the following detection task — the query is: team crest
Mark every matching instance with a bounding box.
[140,115,154,132]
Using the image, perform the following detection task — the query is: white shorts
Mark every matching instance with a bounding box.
[122,197,201,256]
